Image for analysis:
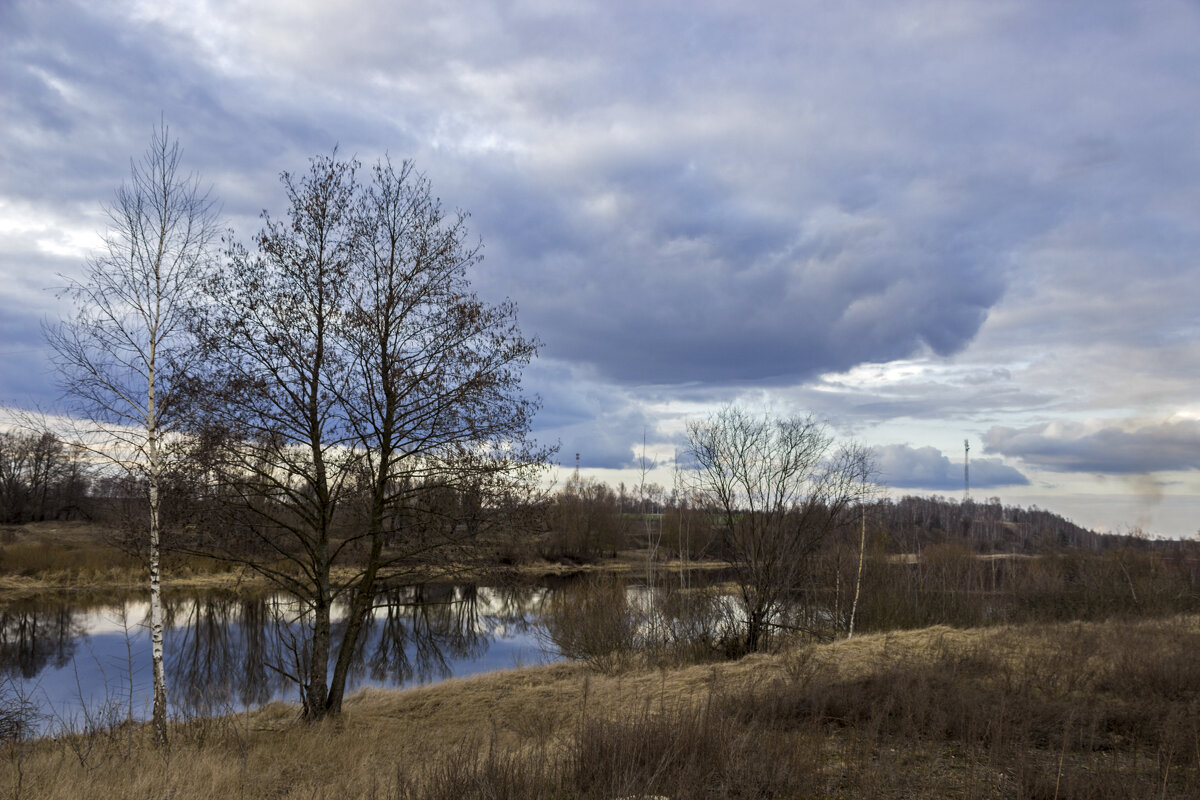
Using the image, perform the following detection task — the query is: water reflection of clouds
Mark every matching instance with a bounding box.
[74,603,150,635]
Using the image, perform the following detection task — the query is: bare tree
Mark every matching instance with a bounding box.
[685,407,871,651]
[188,154,547,719]
[44,123,218,745]
[0,430,88,523]
[327,156,546,713]
[187,152,359,720]
[544,476,627,560]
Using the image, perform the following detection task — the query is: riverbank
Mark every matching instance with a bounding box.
[0,521,727,596]
[5,614,1197,798]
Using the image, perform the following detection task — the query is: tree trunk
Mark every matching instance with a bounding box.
[325,586,371,715]
[848,501,866,640]
[746,607,765,652]
[147,366,168,747]
[306,598,332,720]
[148,473,168,746]
[326,493,388,714]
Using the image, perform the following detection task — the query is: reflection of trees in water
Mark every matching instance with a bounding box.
[3,581,551,722]
[538,574,750,663]
[164,594,276,716]
[0,602,82,679]
[339,582,557,687]
[163,583,543,712]
[485,584,548,636]
[343,584,490,687]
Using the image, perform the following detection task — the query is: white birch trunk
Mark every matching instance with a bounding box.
[147,342,168,746]
[848,500,866,640]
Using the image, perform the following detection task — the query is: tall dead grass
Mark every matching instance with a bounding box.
[0,541,140,586]
[0,538,240,589]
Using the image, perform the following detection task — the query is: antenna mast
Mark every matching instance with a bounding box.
[963,439,970,503]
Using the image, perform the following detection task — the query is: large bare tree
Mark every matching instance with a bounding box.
[685,407,871,651]
[188,154,546,719]
[45,123,219,744]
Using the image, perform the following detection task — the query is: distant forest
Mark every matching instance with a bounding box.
[540,475,1195,562]
[2,428,1192,563]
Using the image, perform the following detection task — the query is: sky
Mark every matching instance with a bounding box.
[2,0,1198,538]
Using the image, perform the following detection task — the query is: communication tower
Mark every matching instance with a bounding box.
[963,439,970,502]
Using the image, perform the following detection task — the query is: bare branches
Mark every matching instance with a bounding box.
[187,153,548,718]
[44,122,218,747]
[46,124,218,451]
[685,406,873,652]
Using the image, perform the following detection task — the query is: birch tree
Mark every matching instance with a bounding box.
[45,123,218,745]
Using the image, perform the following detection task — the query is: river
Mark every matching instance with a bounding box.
[0,581,562,736]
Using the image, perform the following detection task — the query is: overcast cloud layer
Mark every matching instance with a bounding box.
[2,0,1198,536]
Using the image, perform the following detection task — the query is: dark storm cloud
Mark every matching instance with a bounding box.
[503,167,1020,386]
[874,444,1030,490]
[421,1,1131,388]
[985,420,1200,475]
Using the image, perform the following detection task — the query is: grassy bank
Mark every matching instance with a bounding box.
[0,521,248,594]
[0,521,728,595]
[4,615,1196,798]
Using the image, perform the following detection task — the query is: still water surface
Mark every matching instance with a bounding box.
[1,582,562,734]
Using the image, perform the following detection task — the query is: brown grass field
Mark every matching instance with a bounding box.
[3,615,1197,799]
[0,521,256,594]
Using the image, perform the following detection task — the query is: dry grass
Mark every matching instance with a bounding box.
[0,522,146,591]
[4,615,1197,798]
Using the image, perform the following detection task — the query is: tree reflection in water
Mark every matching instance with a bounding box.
[161,584,544,717]
[2,580,573,733]
[166,593,274,716]
[0,600,83,679]
[349,585,485,687]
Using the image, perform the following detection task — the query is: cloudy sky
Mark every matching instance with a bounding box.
[2,0,1198,537]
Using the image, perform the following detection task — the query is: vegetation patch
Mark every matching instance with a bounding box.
[4,616,1196,798]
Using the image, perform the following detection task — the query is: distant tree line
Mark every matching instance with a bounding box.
[0,432,89,525]
[9,446,1180,565]
[533,481,1194,562]
[857,495,1097,553]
